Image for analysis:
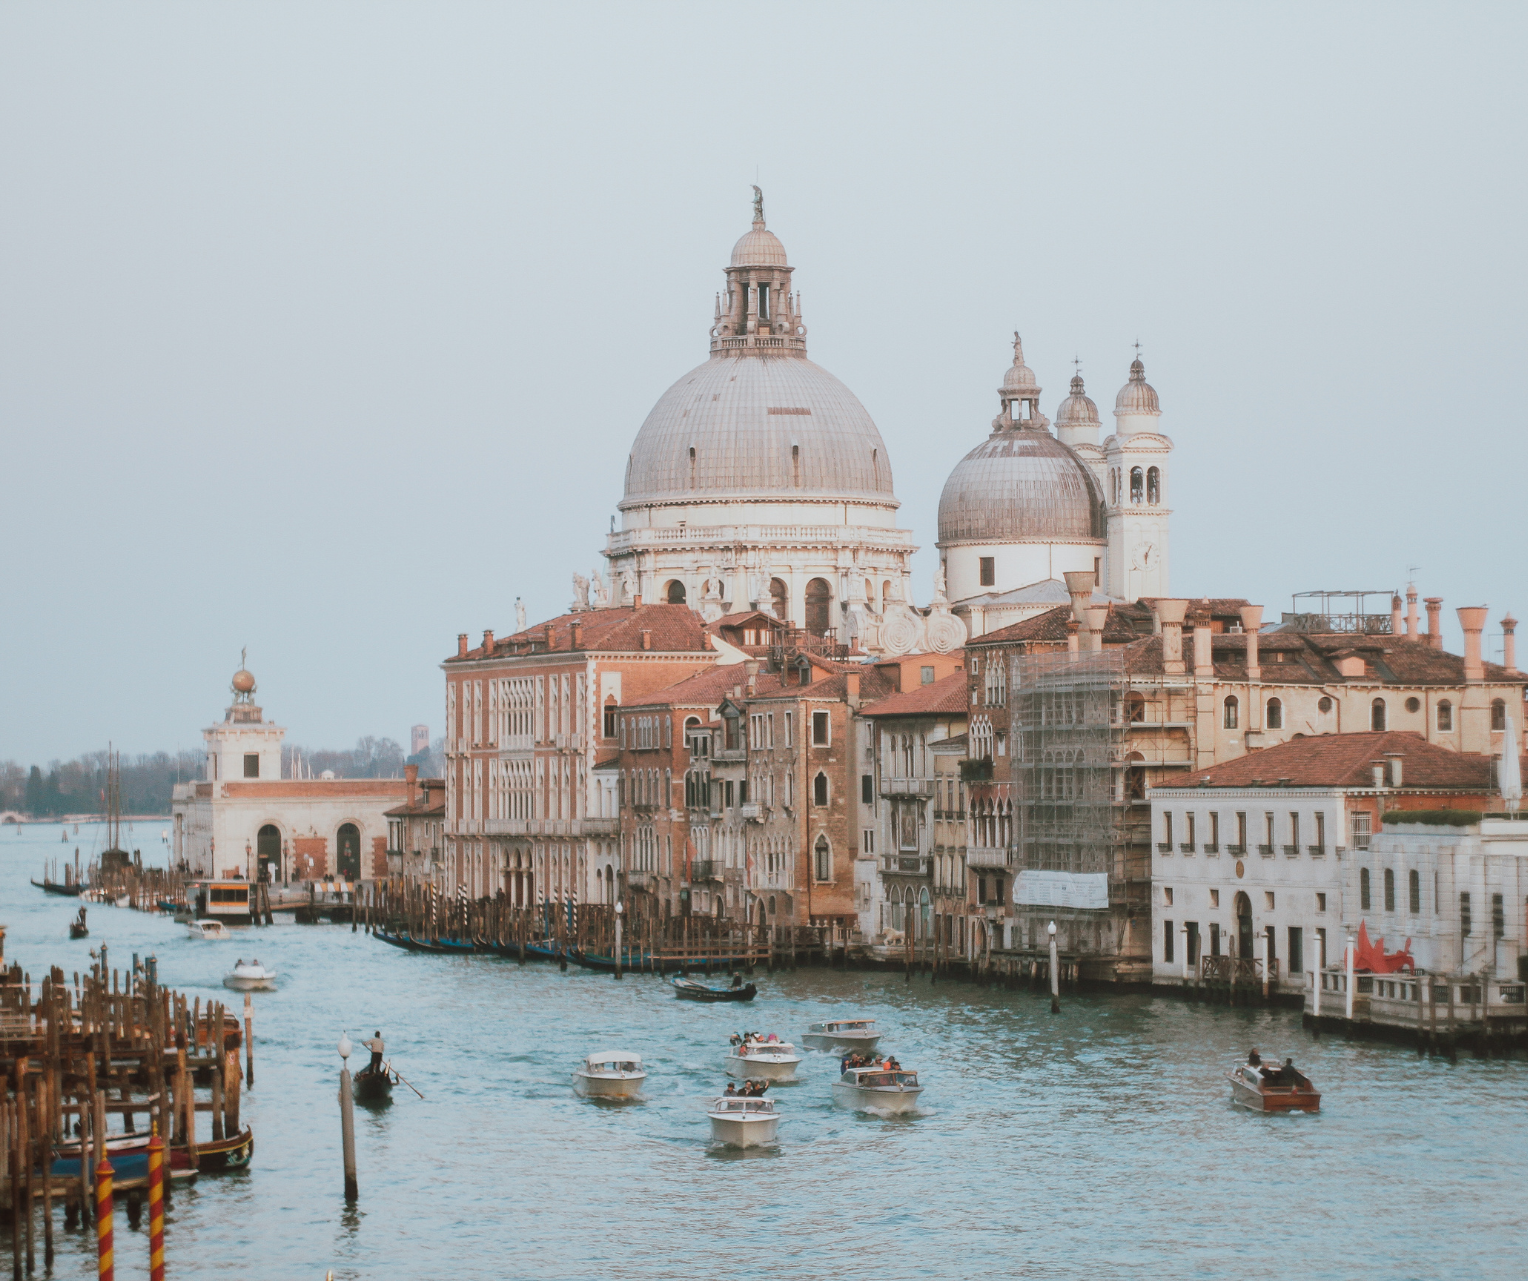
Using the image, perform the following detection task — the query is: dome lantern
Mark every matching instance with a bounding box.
[1000,333,1043,428]
[710,187,805,356]
[1056,366,1101,449]
[1114,346,1162,434]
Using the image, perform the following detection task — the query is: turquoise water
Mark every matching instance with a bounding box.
[3,821,1524,1280]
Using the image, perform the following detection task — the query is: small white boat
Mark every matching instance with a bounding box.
[725,1037,801,1081]
[222,959,277,991]
[802,1018,880,1052]
[188,919,230,940]
[707,1095,781,1147]
[572,1051,646,1099]
[831,1065,923,1114]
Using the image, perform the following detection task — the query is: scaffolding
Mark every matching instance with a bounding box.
[1009,649,1129,895]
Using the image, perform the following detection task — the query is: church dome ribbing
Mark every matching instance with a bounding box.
[1057,373,1100,427]
[1115,356,1161,414]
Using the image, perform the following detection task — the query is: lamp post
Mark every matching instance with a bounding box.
[1048,920,1060,1014]
[337,1034,358,1200]
[614,899,624,981]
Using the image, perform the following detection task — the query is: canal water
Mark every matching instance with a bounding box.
[3,821,1524,1280]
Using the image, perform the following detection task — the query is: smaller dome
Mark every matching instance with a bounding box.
[1115,357,1161,414]
[232,668,256,694]
[731,224,788,268]
[1057,374,1099,426]
[1001,333,1039,394]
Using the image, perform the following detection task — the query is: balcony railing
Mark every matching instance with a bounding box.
[690,859,720,882]
[881,854,931,876]
[1156,842,1172,853]
[739,802,764,821]
[1283,844,1299,857]
[1202,843,1219,854]
[1226,844,1245,856]
[1307,845,1326,857]
[1257,844,1274,857]
[966,845,1010,869]
[880,777,934,798]
[1179,843,1195,854]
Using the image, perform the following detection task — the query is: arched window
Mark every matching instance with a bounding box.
[814,834,831,882]
[1409,868,1420,914]
[1125,693,1146,724]
[688,446,697,488]
[1360,867,1371,911]
[813,772,829,806]
[1223,696,1239,730]
[1130,466,1144,504]
[1146,466,1161,505]
[804,578,832,637]
[603,696,618,740]
[665,579,687,605]
[1384,867,1395,912]
[1371,698,1387,731]
[1492,698,1507,731]
[770,577,790,622]
[1266,698,1283,730]
[1437,700,1453,731]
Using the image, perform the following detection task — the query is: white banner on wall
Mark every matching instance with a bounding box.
[1014,870,1109,910]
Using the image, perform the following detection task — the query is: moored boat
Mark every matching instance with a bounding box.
[572,1051,646,1099]
[707,1095,781,1147]
[1228,1061,1320,1113]
[672,976,756,1002]
[181,1126,254,1173]
[802,1018,880,1051]
[725,1036,801,1081]
[31,878,85,897]
[223,959,277,991]
[50,1135,199,1189]
[831,1064,923,1114]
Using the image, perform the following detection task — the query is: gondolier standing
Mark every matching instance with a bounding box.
[366,1030,385,1073]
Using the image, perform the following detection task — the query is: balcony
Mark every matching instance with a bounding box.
[690,859,721,882]
[1307,845,1327,857]
[1257,844,1274,857]
[1283,844,1300,857]
[1202,843,1219,854]
[739,802,765,822]
[1156,842,1172,853]
[881,854,931,876]
[966,845,1010,869]
[623,870,657,890]
[711,746,746,764]
[1226,844,1246,856]
[1178,843,1195,854]
[880,777,934,798]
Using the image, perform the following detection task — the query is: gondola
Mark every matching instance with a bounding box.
[353,1063,397,1103]
[672,976,757,1002]
[32,878,84,897]
[181,1126,255,1172]
[69,907,88,939]
[373,928,476,955]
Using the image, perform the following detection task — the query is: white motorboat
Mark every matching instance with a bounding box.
[725,1036,801,1081]
[707,1095,781,1147]
[801,1018,880,1052]
[831,1064,923,1114]
[222,959,277,991]
[572,1051,646,1099]
[188,919,230,941]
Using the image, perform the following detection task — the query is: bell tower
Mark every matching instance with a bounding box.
[1104,351,1172,601]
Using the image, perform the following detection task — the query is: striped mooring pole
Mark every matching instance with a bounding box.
[95,1157,114,1281]
[148,1131,165,1281]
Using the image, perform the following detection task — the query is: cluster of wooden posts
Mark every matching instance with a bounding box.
[0,955,252,1277]
[86,861,190,915]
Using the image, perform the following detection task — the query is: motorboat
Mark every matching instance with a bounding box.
[572,1051,646,1099]
[725,1036,801,1081]
[222,959,277,991]
[189,919,231,941]
[802,1018,880,1052]
[1228,1061,1320,1113]
[707,1095,781,1147]
[831,1064,923,1114]
[672,976,756,1002]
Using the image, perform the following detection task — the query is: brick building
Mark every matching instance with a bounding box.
[383,765,446,885]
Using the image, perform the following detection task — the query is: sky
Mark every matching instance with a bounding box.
[2,3,1525,764]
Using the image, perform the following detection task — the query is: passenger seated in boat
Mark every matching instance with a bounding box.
[730,1032,742,1046]
[731,972,743,989]
[1247,1047,1262,1067]
[724,1083,737,1096]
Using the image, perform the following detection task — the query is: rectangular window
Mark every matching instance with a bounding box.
[1163,812,1173,849]
[784,712,793,746]
[812,711,830,746]
[1289,812,1299,850]
[1265,891,1275,909]
[862,829,874,854]
[1185,812,1196,850]
[1493,893,1505,938]
[1317,892,1327,912]
[1186,922,1200,966]
[1163,920,1174,964]
[979,557,995,587]
[1163,886,1174,906]
[1265,925,1276,961]
[1288,927,1304,974]
[1208,888,1221,908]
[1209,922,1221,957]
[1460,892,1472,936]
[921,666,935,685]
[1351,810,1371,851]
[1208,811,1219,849]
[861,774,873,804]
[1235,811,1247,851]
[243,753,260,778]
[1264,812,1275,849]
[1314,811,1325,850]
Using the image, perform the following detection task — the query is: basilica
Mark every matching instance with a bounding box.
[582,190,1174,651]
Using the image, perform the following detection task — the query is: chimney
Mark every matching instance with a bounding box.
[1384,751,1403,788]
[845,670,861,707]
[1390,595,1403,637]
[1458,605,1488,680]
[1239,604,1263,679]
[482,629,494,653]
[1193,626,1212,677]
[1084,606,1107,652]
[545,624,555,650]
[405,763,419,806]
[570,621,583,650]
[1424,597,1444,649]
[1371,762,1385,790]
[1066,619,1079,654]
[745,658,760,695]
[1149,603,1162,636]
[457,633,468,658]
[640,628,652,651]
[1156,599,1187,675]
[1064,570,1095,625]
[632,593,643,608]
[1503,614,1518,673]
[1405,585,1419,639]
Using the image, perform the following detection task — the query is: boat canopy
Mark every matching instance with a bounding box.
[586,1052,643,1066]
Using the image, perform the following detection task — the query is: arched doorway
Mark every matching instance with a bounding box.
[1234,891,1253,958]
[665,579,687,604]
[257,824,281,883]
[337,823,361,881]
[919,887,932,940]
[805,578,832,637]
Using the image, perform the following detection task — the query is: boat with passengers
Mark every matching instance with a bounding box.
[802,1018,880,1052]
[707,1095,781,1147]
[831,1063,923,1113]
[725,1034,800,1081]
[1228,1056,1320,1113]
[572,1051,647,1099]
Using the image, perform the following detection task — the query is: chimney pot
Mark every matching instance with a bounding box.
[846,671,861,704]
[1390,595,1403,637]
[640,628,652,651]
[570,621,583,650]
[1405,586,1419,639]
[633,593,643,608]
[1155,599,1188,675]
[1424,597,1444,649]
[1458,605,1488,680]
[1064,571,1095,625]
[1372,762,1386,790]
[1240,605,1264,678]
[1066,619,1080,654]
[483,629,494,653]
[405,763,419,805]
[1083,606,1108,651]
[457,633,468,658]
[1503,614,1518,673]
[1193,626,1213,677]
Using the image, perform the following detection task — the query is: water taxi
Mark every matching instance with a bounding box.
[831,1064,923,1114]
[802,1018,880,1052]
[223,959,277,991]
[707,1095,781,1147]
[725,1036,801,1081]
[1228,1062,1320,1113]
[188,919,231,941]
[572,1051,646,1099]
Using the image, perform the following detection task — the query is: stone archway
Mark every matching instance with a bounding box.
[257,824,281,883]
[665,579,687,604]
[805,578,832,637]
[1234,890,1253,958]
[337,823,361,881]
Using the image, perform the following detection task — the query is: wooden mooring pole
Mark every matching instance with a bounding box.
[1048,922,1060,1014]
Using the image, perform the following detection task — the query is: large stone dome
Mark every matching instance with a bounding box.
[621,354,896,506]
[937,425,1104,544]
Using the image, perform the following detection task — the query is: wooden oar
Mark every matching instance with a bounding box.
[384,1060,425,1100]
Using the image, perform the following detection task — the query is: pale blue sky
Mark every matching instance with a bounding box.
[2,3,1524,762]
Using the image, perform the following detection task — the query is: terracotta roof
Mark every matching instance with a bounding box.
[628,665,788,710]
[862,671,970,718]
[707,610,786,631]
[447,604,714,663]
[968,602,1144,648]
[1170,731,1497,790]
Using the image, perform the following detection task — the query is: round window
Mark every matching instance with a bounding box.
[1405,697,1421,713]
[1317,696,1333,713]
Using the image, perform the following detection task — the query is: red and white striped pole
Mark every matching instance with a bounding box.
[147,1130,165,1281]
[95,1157,114,1281]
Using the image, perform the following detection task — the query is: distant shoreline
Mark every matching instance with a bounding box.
[2,814,169,825]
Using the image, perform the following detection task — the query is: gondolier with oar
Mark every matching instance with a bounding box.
[365,1030,385,1074]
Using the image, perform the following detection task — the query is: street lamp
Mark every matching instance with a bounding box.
[337,1032,352,1062]
[336,1032,357,1199]
[614,899,625,980]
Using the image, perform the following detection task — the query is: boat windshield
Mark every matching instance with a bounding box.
[830,1021,872,1031]
[716,1099,773,1113]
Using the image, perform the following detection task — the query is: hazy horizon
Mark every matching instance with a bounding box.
[3,3,1524,761]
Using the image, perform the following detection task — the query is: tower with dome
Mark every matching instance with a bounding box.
[599,191,919,652]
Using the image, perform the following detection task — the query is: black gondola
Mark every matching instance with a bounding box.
[69,907,88,939]
[672,976,757,1002]
[32,878,85,897]
[353,1063,396,1103]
